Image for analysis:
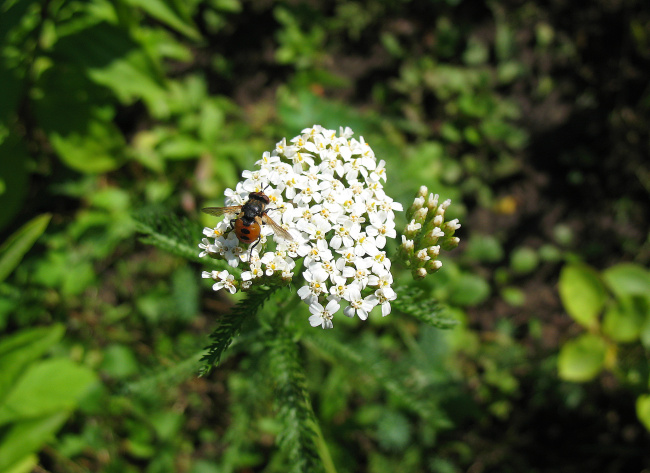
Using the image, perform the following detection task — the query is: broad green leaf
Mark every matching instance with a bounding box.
[0,412,68,473]
[558,333,608,382]
[558,264,607,329]
[0,325,64,358]
[4,454,37,473]
[33,67,127,173]
[0,325,64,401]
[52,22,168,115]
[0,135,29,231]
[637,394,650,431]
[123,0,200,40]
[49,119,127,173]
[0,358,97,425]
[602,263,650,298]
[198,100,225,143]
[602,299,644,343]
[0,214,51,283]
[158,136,206,160]
[31,250,98,296]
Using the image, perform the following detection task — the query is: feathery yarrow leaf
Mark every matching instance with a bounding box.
[391,286,459,329]
[134,209,228,271]
[268,332,325,473]
[199,285,277,375]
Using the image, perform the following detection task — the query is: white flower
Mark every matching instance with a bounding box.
[366,213,396,249]
[261,254,287,276]
[212,270,237,294]
[369,251,391,274]
[297,265,329,303]
[329,276,355,299]
[343,287,377,320]
[198,238,215,257]
[368,271,393,290]
[331,219,360,250]
[373,287,397,317]
[241,264,264,282]
[309,299,340,329]
[341,257,372,290]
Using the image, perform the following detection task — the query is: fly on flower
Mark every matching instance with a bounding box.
[200,125,417,329]
[202,189,293,254]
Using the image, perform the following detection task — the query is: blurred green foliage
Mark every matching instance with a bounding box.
[558,262,650,428]
[1,0,649,471]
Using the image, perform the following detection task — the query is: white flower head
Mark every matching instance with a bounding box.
[199,125,402,328]
[309,299,340,329]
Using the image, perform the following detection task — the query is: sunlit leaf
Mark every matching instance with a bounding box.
[602,299,645,343]
[124,0,200,40]
[0,214,50,283]
[558,333,607,382]
[637,394,650,431]
[559,264,607,329]
[158,135,206,160]
[0,325,65,401]
[0,412,68,473]
[33,67,127,173]
[0,358,97,425]
[602,263,650,298]
[4,454,37,473]
[52,21,168,115]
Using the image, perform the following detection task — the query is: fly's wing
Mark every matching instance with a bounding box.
[261,214,294,241]
[202,206,242,217]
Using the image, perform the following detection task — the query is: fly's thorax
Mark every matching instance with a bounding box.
[242,199,266,219]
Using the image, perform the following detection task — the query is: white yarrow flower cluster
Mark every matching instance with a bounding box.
[200,125,403,329]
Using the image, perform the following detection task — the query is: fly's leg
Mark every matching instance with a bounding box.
[249,236,262,256]
[223,218,236,237]
[248,215,265,257]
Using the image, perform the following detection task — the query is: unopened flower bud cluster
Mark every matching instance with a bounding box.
[400,186,460,279]
[200,125,403,329]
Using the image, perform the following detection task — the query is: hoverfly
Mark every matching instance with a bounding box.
[202,190,293,253]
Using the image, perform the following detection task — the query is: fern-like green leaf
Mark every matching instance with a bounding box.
[392,286,458,329]
[267,330,326,473]
[199,285,278,375]
[133,208,229,271]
